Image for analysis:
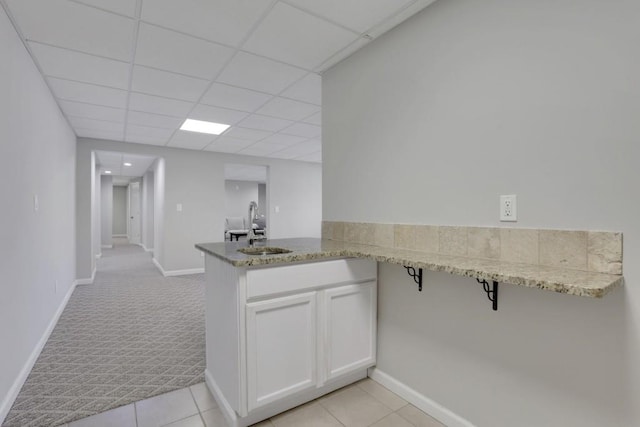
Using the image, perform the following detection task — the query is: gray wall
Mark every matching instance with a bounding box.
[225,180,259,221]
[323,0,640,426]
[100,175,113,247]
[76,139,321,274]
[142,171,154,250]
[0,6,76,421]
[112,186,127,236]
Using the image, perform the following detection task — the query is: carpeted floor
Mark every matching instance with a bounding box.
[2,239,205,427]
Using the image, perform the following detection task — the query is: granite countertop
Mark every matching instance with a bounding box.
[195,238,623,298]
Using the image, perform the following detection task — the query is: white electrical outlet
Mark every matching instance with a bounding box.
[500,195,517,222]
[176,203,182,212]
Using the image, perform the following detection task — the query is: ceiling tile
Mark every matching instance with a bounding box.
[281,122,321,138]
[125,135,168,146]
[238,142,286,156]
[141,0,273,47]
[70,117,124,133]
[189,104,248,126]
[213,136,255,147]
[280,139,322,156]
[204,137,254,153]
[223,127,272,141]
[236,114,293,132]
[6,0,134,60]
[201,83,272,112]
[217,52,307,95]
[48,78,128,108]
[255,97,320,121]
[73,0,137,17]
[29,42,129,89]
[260,133,307,147]
[76,128,124,141]
[135,23,234,79]
[242,3,358,70]
[167,131,216,150]
[302,111,321,125]
[131,66,209,101]
[285,0,413,33]
[294,151,322,163]
[59,100,126,123]
[280,73,321,105]
[127,111,184,129]
[126,124,175,139]
[128,93,194,117]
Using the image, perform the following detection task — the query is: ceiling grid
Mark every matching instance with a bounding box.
[0,0,439,163]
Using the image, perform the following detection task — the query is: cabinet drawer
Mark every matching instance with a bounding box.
[246,258,376,299]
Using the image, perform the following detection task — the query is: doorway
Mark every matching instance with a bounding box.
[224,163,268,241]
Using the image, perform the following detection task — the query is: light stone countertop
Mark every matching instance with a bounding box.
[195,238,623,298]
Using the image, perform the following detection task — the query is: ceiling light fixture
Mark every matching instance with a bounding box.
[104,170,112,174]
[180,119,230,135]
[123,162,132,166]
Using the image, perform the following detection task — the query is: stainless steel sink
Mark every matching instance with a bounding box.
[237,247,292,256]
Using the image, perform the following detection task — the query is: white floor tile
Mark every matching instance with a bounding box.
[201,408,229,427]
[320,385,393,427]
[162,414,205,427]
[136,388,199,427]
[397,404,446,427]
[190,382,218,412]
[69,404,136,427]
[357,378,408,411]
[271,401,342,427]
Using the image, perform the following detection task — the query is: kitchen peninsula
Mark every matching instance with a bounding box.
[196,237,622,426]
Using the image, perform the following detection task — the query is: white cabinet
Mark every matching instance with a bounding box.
[204,257,377,427]
[322,282,377,382]
[246,292,317,412]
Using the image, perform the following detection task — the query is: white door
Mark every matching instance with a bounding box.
[129,182,141,244]
[322,282,377,382]
[246,292,317,411]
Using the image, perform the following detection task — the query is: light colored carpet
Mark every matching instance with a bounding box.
[2,240,205,427]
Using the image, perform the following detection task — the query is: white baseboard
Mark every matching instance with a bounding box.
[112,234,127,237]
[101,244,113,249]
[0,280,77,424]
[152,258,203,277]
[139,243,154,253]
[75,267,96,285]
[164,268,204,276]
[368,368,475,427]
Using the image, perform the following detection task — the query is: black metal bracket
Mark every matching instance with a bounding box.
[476,279,499,311]
[404,266,423,291]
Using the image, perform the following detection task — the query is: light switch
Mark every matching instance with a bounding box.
[33,194,39,212]
[177,203,182,212]
[274,205,280,213]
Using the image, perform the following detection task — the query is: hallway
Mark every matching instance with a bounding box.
[3,240,205,427]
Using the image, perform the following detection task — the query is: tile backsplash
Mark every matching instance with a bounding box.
[322,221,623,275]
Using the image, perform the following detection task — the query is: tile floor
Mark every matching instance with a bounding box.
[63,379,446,427]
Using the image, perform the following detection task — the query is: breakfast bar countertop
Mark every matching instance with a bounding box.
[195,237,623,298]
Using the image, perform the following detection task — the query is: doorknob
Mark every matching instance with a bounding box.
[130,216,134,219]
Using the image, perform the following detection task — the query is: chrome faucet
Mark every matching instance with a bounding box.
[247,201,266,246]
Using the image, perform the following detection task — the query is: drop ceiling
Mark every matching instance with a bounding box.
[95,150,157,184]
[1,0,437,163]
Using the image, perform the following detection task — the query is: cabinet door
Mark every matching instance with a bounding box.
[323,281,377,382]
[246,292,317,412]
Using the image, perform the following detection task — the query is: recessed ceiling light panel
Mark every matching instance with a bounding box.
[123,162,132,166]
[104,170,112,174]
[180,119,230,135]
